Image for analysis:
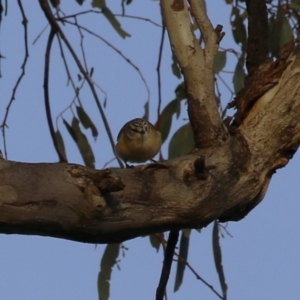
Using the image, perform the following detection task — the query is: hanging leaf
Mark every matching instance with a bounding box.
[233,56,245,94]
[168,123,194,160]
[212,221,227,298]
[231,7,247,51]
[92,0,130,39]
[63,118,77,141]
[174,82,187,101]
[98,244,120,300]
[213,51,227,74]
[269,4,293,57]
[171,55,182,79]
[63,118,95,169]
[143,100,149,121]
[76,105,99,139]
[174,229,191,292]
[149,234,160,252]
[159,98,181,144]
[54,130,67,162]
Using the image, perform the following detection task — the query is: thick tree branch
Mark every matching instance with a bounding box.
[1,47,300,243]
[161,0,228,148]
[245,0,269,74]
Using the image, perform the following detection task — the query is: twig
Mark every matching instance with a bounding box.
[156,230,179,300]
[56,9,162,28]
[38,0,123,168]
[1,0,28,158]
[114,14,162,28]
[62,19,150,105]
[155,232,223,299]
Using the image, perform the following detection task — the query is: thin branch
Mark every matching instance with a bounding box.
[56,9,162,28]
[1,0,28,158]
[44,30,67,162]
[245,0,268,74]
[156,233,223,299]
[156,230,179,300]
[38,0,123,168]
[156,25,165,124]
[114,14,162,28]
[56,35,77,90]
[177,256,223,299]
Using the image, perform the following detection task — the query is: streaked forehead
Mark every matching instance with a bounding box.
[130,119,147,128]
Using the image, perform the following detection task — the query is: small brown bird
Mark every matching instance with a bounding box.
[115,118,162,167]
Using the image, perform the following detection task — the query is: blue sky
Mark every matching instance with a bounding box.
[0,1,299,300]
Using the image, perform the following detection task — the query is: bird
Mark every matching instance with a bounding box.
[115,118,162,168]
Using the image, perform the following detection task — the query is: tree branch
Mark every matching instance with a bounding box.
[156,230,179,300]
[161,0,228,148]
[1,0,29,159]
[245,0,269,74]
[1,46,300,243]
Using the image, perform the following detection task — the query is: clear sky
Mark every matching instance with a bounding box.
[0,1,299,300]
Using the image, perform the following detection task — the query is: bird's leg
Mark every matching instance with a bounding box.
[125,161,134,168]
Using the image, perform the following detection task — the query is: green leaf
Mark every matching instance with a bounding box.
[98,244,120,300]
[233,56,245,94]
[213,51,227,74]
[149,234,160,252]
[231,7,247,51]
[92,0,130,39]
[160,98,181,144]
[63,118,95,168]
[212,221,227,298]
[174,82,187,101]
[54,130,67,162]
[174,229,191,292]
[171,55,181,79]
[63,118,77,141]
[168,123,194,160]
[269,3,293,57]
[76,105,98,139]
